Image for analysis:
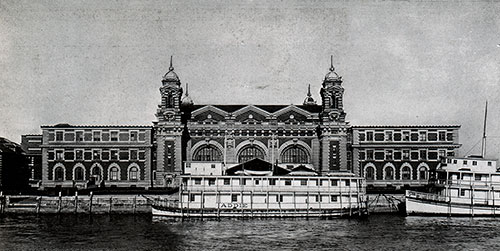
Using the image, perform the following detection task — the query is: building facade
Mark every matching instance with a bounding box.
[0,137,30,190]
[153,59,351,187]
[351,126,461,189]
[39,124,153,189]
[20,134,43,188]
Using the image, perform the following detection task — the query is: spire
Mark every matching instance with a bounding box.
[303,84,316,105]
[330,55,334,72]
[169,55,174,71]
[181,82,194,106]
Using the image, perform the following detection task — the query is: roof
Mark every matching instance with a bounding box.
[225,158,290,176]
[188,104,322,114]
[352,125,461,129]
[41,124,152,129]
[0,137,24,154]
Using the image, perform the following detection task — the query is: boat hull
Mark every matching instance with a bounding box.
[406,193,500,216]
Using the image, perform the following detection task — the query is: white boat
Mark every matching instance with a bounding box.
[405,156,500,216]
[152,159,368,218]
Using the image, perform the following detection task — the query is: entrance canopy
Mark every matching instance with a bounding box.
[225,158,290,176]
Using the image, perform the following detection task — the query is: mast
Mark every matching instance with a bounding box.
[481,101,488,158]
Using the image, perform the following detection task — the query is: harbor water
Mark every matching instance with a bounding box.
[1,214,500,250]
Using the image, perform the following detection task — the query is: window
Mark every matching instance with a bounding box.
[411,151,419,161]
[76,131,84,142]
[393,132,402,141]
[211,164,216,169]
[276,195,283,203]
[75,150,83,161]
[331,180,338,186]
[359,151,366,160]
[394,151,402,160]
[475,174,482,181]
[374,133,384,141]
[84,151,92,161]
[56,131,64,141]
[285,179,291,186]
[403,150,410,160]
[110,167,119,181]
[385,131,393,141]
[269,179,276,186]
[411,133,419,141]
[55,150,64,161]
[439,150,446,158]
[129,167,138,180]
[447,133,453,141]
[365,166,375,180]
[281,145,308,163]
[488,162,492,166]
[419,167,428,180]
[439,131,446,141]
[193,145,222,161]
[401,166,411,180]
[463,160,468,166]
[366,131,374,141]
[345,180,350,186]
[238,146,265,163]
[54,166,64,181]
[74,166,85,180]
[359,133,365,141]
[255,179,260,185]
[93,150,101,160]
[428,133,437,141]
[460,189,465,197]
[102,150,110,161]
[224,179,230,185]
[330,195,338,202]
[419,150,427,160]
[208,179,215,186]
[419,131,427,141]
[374,151,384,160]
[194,178,201,185]
[402,131,410,141]
[453,159,457,164]
[130,131,138,141]
[110,150,118,160]
[130,150,138,160]
[315,195,322,202]
[93,131,101,141]
[110,131,118,142]
[385,167,394,180]
[300,179,307,186]
[472,161,477,166]
[385,150,393,160]
[241,179,247,186]
[366,150,374,160]
[231,194,238,202]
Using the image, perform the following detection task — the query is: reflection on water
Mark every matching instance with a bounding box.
[1,214,500,250]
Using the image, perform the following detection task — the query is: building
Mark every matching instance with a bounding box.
[39,124,153,190]
[0,137,30,190]
[351,125,461,190]
[20,134,43,188]
[153,58,350,187]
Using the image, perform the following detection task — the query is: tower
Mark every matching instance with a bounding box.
[154,56,184,186]
[303,84,317,105]
[320,55,346,122]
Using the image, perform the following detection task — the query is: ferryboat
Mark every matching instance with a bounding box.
[152,159,367,218]
[405,156,500,216]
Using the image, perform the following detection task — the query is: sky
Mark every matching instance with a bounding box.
[1,0,500,158]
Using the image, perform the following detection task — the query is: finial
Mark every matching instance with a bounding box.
[330,55,335,72]
[169,55,174,71]
[307,84,312,97]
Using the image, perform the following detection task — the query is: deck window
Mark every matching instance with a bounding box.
[300,179,307,186]
[190,194,196,202]
[224,178,230,185]
[269,179,276,186]
[330,195,338,202]
[285,179,291,186]
[345,180,350,186]
[231,194,238,202]
[194,178,201,185]
[331,180,338,186]
[276,195,284,203]
[208,179,215,186]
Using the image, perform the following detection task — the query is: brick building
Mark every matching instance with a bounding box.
[20,134,43,188]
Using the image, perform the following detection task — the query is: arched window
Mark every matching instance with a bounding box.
[401,166,412,180]
[384,166,394,180]
[281,145,309,164]
[419,166,428,180]
[110,167,120,181]
[74,166,85,181]
[193,145,222,161]
[365,166,375,180]
[129,167,139,181]
[54,166,64,181]
[238,146,265,163]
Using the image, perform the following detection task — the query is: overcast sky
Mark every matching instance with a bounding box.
[1,0,500,158]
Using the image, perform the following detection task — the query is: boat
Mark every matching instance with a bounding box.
[152,159,367,218]
[405,101,500,216]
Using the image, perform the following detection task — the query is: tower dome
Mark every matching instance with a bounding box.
[181,83,194,106]
[324,55,342,82]
[162,56,180,83]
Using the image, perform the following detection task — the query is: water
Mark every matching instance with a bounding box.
[1,215,500,251]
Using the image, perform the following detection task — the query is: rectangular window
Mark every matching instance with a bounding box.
[208,179,215,186]
[402,131,410,141]
[411,132,419,141]
[475,174,481,181]
[331,180,338,186]
[93,149,101,160]
[385,131,393,141]
[231,194,238,202]
[463,160,468,166]
[419,131,427,141]
[130,131,138,141]
[488,162,492,166]
[393,132,402,141]
[194,178,201,185]
[76,131,84,142]
[276,195,284,203]
[374,151,384,160]
[102,150,110,161]
[285,179,291,186]
[93,131,101,141]
[411,151,419,161]
[439,150,446,158]
[374,133,384,141]
[447,133,453,141]
[359,151,365,160]
[366,131,374,141]
[439,131,446,141]
[460,189,465,197]
[84,151,92,161]
[190,194,195,202]
[300,179,307,186]
[366,150,374,160]
[75,149,83,160]
[64,151,74,161]
[428,133,438,141]
[345,180,350,186]
[428,151,438,160]
[385,150,393,160]
[110,150,118,160]
[269,179,276,186]
[241,179,247,186]
[139,151,146,160]
[403,150,410,160]
[330,195,338,202]
[110,131,118,142]
[394,151,402,160]
[55,149,64,160]
[224,179,230,185]
[472,161,477,166]
[315,195,322,202]
[211,164,216,169]
[453,159,457,164]
[255,179,260,185]
[56,131,64,141]
[119,151,129,160]
[419,150,427,160]
[359,133,366,141]
[130,150,138,160]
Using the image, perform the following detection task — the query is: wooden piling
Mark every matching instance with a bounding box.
[109,197,113,214]
[89,192,93,215]
[133,196,137,214]
[36,196,41,214]
[57,192,62,213]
